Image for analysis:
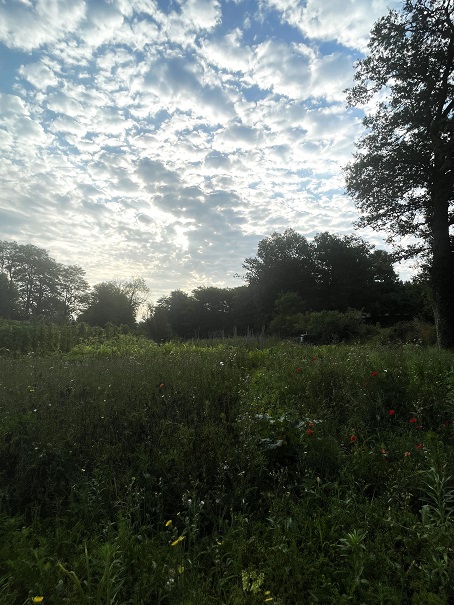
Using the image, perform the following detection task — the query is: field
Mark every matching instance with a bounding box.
[1,336,453,604]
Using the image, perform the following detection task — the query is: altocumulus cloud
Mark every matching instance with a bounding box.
[0,0,407,301]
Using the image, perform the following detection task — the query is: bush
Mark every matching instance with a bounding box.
[270,309,372,343]
[376,320,437,346]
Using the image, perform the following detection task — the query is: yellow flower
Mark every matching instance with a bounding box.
[165,519,172,527]
[32,598,44,604]
[177,565,185,574]
[170,535,185,547]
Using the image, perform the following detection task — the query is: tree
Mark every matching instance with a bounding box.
[78,282,136,327]
[0,273,20,319]
[0,241,90,321]
[115,277,150,318]
[344,0,454,347]
[153,290,198,338]
[243,229,405,323]
[243,230,318,321]
[313,232,394,312]
[0,241,61,318]
[141,304,173,341]
[55,264,90,321]
[192,287,235,335]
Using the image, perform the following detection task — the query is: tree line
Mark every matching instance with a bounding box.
[143,229,428,340]
[0,232,428,341]
[0,240,147,327]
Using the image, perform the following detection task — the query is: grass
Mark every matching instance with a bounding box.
[0,338,453,604]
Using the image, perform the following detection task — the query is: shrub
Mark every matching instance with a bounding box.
[270,309,372,343]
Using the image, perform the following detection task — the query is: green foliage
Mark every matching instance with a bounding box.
[0,240,89,321]
[0,341,453,603]
[270,308,371,343]
[243,229,409,325]
[144,286,261,340]
[375,320,437,346]
[0,320,134,354]
[78,282,136,328]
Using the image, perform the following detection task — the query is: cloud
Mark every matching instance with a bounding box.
[19,60,60,89]
[250,39,314,99]
[0,0,86,50]
[200,29,253,72]
[263,0,402,50]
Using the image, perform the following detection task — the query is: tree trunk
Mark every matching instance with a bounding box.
[430,180,454,348]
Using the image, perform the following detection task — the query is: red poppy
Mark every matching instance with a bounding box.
[409,417,417,424]
[416,443,423,450]
[296,367,302,373]
[306,429,314,436]
[404,451,411,457]
[388,409,395,416]
[350,435,357,443]
[371,371,379,377]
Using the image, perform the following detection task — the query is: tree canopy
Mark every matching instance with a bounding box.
[243,229,402,323]
[0,240,89,321]
[77,282,136,328]
[344,0,454,346]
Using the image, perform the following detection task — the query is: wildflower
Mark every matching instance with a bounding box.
[295,367,301,373]
[177,565,185,574]
[350,435,357,443]
[165,519,172,527]
[32,599,44,604]
[159,383,165,389]
[307,422,314,428]
[404,451,411,457]
[371,371,378,377]
[388,409,395,416]
[170,535,185,547]
[305,429,314,436]
[379,448,388,455]
[409,417,417,424]
[416,443,423,450]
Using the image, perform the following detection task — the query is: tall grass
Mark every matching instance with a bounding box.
[0,340,453,604]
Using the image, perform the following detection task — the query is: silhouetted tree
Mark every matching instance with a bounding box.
[345,0,454,346]
[0,240,89,320]
[243,230,318,322]
[243,230,407,323]
[154,290,198,338]
[78,282,136,327]
[0,273,20,319]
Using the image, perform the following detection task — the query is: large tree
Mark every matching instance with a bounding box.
[78,282,136,328]
[243,229,403,322]
[243,230,318,321]
[0,240,89,320]
[344,0,454,347]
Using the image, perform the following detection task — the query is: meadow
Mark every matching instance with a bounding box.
[0,333,453,604]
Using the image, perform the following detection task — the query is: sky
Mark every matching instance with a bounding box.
[0,0,413,302]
